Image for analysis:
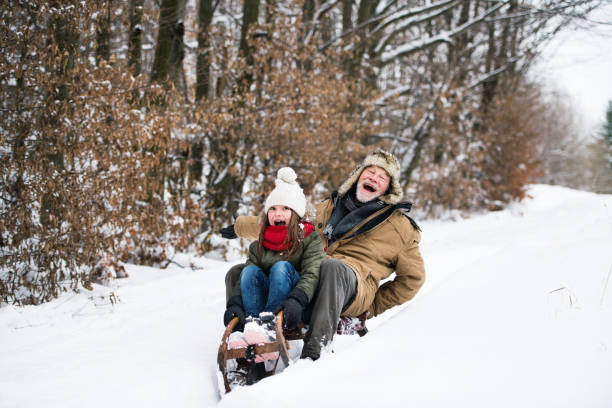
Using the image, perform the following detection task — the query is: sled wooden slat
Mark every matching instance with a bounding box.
[223,342,285,360]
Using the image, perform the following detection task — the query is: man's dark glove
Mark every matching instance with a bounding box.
[220,224,237,239]
[275,287,308,330]
[223,295,245,331]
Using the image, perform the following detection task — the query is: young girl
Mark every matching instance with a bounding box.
[223,167,325,361]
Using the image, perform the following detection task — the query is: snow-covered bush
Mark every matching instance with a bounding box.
[0,3,176,304]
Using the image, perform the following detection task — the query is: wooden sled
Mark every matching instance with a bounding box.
[217,312,293,393]
[217,311,369,393]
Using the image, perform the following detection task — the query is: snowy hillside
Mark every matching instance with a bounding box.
[1,184,611,407]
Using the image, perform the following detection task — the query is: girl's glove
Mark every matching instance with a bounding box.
[275,287,308,330]
[223,295,245,331]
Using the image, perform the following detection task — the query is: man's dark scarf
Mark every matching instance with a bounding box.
[323,190,414,246]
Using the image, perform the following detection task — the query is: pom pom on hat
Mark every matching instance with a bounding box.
[264,167,306,218]
[276,167,297,185]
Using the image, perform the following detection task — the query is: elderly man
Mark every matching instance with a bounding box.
[223,149,426,360]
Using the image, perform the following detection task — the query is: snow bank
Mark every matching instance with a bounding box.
[1,185,611,407]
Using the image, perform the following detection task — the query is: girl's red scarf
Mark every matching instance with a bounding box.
[262,222,314,251]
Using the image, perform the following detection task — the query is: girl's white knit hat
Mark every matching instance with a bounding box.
[264,167,306,217]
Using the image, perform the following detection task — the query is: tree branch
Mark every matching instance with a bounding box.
[379,1,507,65]
[373,1,458,56]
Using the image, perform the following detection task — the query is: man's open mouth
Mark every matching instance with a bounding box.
[362,183,377,193]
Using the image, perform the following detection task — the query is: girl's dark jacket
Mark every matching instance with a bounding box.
[230,230,325,302]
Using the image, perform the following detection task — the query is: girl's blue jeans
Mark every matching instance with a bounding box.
[240,261,300,317]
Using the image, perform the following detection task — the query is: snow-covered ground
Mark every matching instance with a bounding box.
[1,184,611,407]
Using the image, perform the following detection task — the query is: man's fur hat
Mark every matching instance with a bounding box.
[337,149,403,205]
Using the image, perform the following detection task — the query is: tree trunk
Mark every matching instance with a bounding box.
[195,0,215,101]
[342,0,353,34]
[354,0,379,85]
[151,0,185,88]
[240,0,260,57]
[452,0,471,83]
[481,16,497,111]
[96,0,111,65]
[355,0,374,63]
[301,0,315,43]
[238,0,260,93]
[128,0,144,76]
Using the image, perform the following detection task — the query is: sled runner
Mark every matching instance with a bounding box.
[217,311,369,393]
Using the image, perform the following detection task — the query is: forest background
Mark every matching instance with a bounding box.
[2,0,612,305]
